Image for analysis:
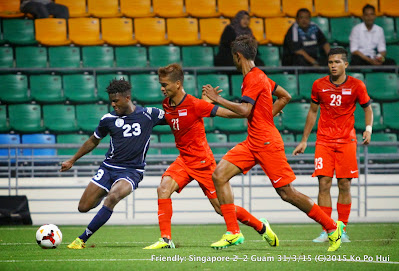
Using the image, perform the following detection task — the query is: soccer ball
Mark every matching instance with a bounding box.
[36,224,62,249]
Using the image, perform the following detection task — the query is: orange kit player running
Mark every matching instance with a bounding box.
[202,35,344,252]
[293,47,373,243]
[144,63,278,250]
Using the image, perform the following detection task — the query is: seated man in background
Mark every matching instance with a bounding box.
[349,4,395,66]
[20,0,69,19]
[282,8,330,66]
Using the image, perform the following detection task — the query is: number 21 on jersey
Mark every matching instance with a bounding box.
[171,118,180,131]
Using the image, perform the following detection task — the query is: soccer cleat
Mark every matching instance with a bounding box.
[143,238,175,249]
[259,218,279,247]
[327,221,345,252]
[211,232,244,250]
[67,238,85,249]
[342,231,351,243]
[313,231,328,243]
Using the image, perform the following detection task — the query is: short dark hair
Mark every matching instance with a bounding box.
[106,78,131,95]
[296,8,311,18]
[158,63,184,84]
[231,35,258,61]
[328,47,348,62]
[363,4,375,14]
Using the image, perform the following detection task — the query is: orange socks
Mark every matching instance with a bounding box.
[319,206,333,232]
[235,205,264,232]
[337,202,351,231]
[158,198,172,240]
[307,203,337,232]
[220,204,240,234]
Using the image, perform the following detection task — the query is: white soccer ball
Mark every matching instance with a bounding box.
[36,224,62,249]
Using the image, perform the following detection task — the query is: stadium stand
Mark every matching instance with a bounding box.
[114,46,147,68]
[206,133,229,155]
[383,102,399,130]
[0,0,24,18]
[134,18,169,45]
[375,16,398,44]
[3,19,36,45]
[16,47,47,68]
[213,118,247,133]
[101,18,137,46]
[283,103,316,132]
[231,74,244,99]
[296,133,318,154]
[330,17,361,44]
[160,134,179,155]
[218,0,249,18]
[63,74,97,103]
[182,74,197,97]
[250,18,269,45]
[9,104,44,133]
[380,0,399,17]
[0,134,19,156]
[257,45,280,66]
[82,46,115,68]
[0,106,9,133]
[348,0,380,17]
[265,17,295,45]
[57,134,89,156]
[76,104,108,132]
[148,45,181,67]
[88,0,122,18]
[30,75,64,103]
[96,74,129,102]
[153,0,187,18]
[311,17,330,40]
[314,0,349,17]
[120,0,154,18]
[130,74,164,103]
[48,47,81,69]
[197,74,232,100]
[43,105,78,133]
[182,46,214,67]
[35,18,70,46]
[283,0,314,17]
[21,134,56,157]
[0,74,29,103]
[354,102,385,132]
[68,18,104,46]
[199,18,230,45]
[387,45,399,64]
[268,74,300,101]
[250,0,284,18]
[185,0,220,18]
[298,73,324,99]
[281,134,296,154]
[167,18,203,45]
[55,0,89,17]
[365,73,399,101]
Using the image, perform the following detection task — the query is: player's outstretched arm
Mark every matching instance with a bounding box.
[292,102,319,156]
[272,85,291,117]
[362,105,373,145]
[60,135,101,172]
[202,84,252,118]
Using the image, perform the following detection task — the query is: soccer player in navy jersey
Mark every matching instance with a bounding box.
[61,78,165,249]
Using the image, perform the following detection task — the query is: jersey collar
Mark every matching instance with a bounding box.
[169,93,187,107]
[329,75,348,87]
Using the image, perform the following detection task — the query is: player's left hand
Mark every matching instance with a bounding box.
[202,84,222,103]
[362,131,371,145]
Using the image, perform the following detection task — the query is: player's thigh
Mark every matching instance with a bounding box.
[312,143,335,178]
[335,142,358,178]
[162,157,192,194]
[189,163,218,199]
[104,179,133,208]
[79,182,108,211]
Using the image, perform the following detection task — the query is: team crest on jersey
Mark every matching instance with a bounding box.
[178,109,187,116]
[115,118,124,127]
[342,89,352,95]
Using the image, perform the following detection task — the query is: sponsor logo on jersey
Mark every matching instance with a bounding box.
[115,118,124,127]
[342,88,352,95]
[178,109,187,116]
[322,88,332,92]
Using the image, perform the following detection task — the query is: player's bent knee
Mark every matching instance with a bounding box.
[78,203,91,213]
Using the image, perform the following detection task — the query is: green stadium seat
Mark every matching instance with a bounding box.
[365,73,399,101]
[30,75,64,103]
[207,133,228,155]
[281,134,295,155]
[76,104,109,132]
[63,74,97,103]
[147,134,160,155]
[296,133,317,154]
[375,16,397,44]
[21,134,56,157]
[149,46,181,67]
[197,74,232,100]
[0,74,29,103]
[204,117,214,132]
[0,105,9,132]
[229,133,247,143]
[92,134,111,156]
[182,46,214,67]
[298,73,324,99]
[367,133,398,155]
[115,46,147,68]
[354,103,384,132]
[183,74,197,97]
[9,104,45,133]
[15,47,47,68]
[382,101,399,130]
[57,134,89,156]
[3,19,36,45]
[213,117,247,133]
[97,74,129,102]
[231,74,243,100]
[274,115,284,131]
[268,74,300,101]
[130,74,164,103]
[0,46,13,68]
[82,46,114,68]
[330,17,361,44]
[43,105,78,133]
[160,134,179,155]
[283,103,315,132]
[311,17,330,41]
[257,46,280,67]
[386,45,399,65]
[347,72,365,82]
[48,46,81,69]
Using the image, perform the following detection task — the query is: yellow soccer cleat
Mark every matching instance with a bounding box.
[143,238,175,249]
[67,238,85,249]
[259,218,279,247]
[327,221,345,252]
[211,232,244,250]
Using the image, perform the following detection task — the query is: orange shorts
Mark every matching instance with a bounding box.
[162,156,217,199]
[223,140,296,188]
[312,142,358,178]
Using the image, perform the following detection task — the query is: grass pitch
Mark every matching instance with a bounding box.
[0,223,398,271]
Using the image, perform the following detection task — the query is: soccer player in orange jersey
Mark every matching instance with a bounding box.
[293,47,373,243]
[203,35,344,251]
[143,63,278,249]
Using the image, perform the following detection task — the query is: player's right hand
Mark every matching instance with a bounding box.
[292,142,307,156]
[60,160,74,172]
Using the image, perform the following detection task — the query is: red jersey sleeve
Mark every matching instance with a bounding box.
[194,98,219,118]
[268,77,278,94]
[356,80,371,107]
[242,72,265,105]
[311,80,320,104]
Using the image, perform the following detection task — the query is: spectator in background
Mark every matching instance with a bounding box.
[349,4,395,66]
[20,0,69,19]
[214,10,264,67]
[282,8,330,66]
